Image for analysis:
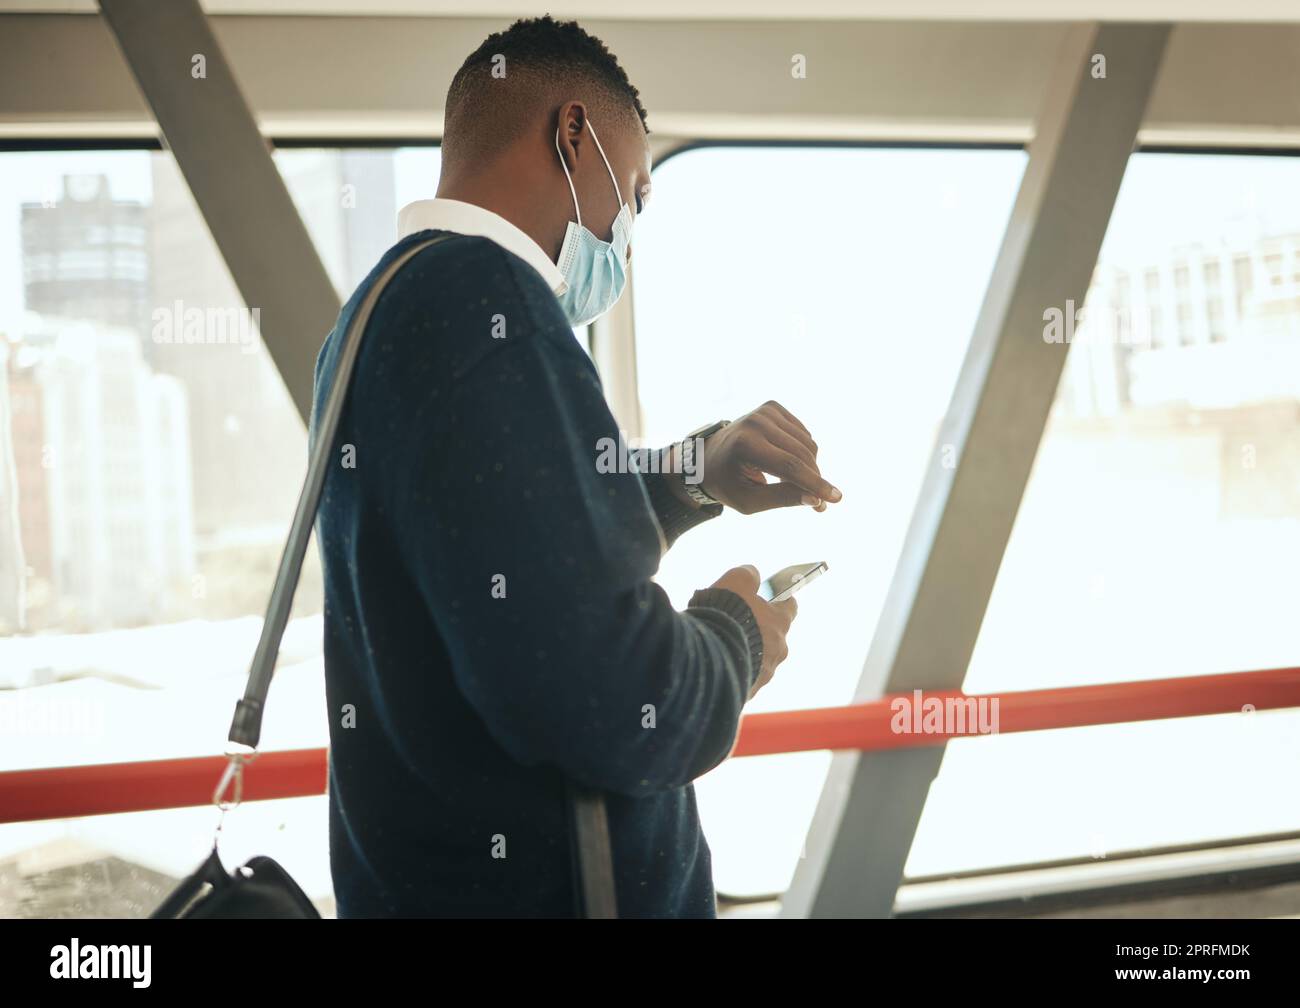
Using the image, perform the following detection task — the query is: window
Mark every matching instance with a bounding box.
[274,146,442,295]
[1234,256,1254,313]
[0,145,442,916]
[634,146,1300,895]
[1148,306,1164,345]
[1177,301,1195,344]
[1208,297,1226,342]
[916,152,1300,876]
[632,145,1028,894]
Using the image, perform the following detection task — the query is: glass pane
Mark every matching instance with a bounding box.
[0,151,320,779]
[0,146,443,915]
[0,146,447,768]
[632,145,1028,895]
[910,152,1300,876]
[275,146,442,295]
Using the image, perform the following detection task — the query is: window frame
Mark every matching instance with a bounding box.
[6,135,1300,914]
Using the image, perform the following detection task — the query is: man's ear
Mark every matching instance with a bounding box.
[556,101,588,173]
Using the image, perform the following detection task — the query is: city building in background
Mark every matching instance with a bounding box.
[21,174,151,339]
[1057,228,1300,525]
[10,319,194,631]
[1065,228,1300,416]
[7,174,194,631]
[2,153,399,635]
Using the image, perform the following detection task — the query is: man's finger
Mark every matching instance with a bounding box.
[737,480,811,514]
[750,442,841,504]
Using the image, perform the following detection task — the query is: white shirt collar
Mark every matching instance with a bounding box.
[397,198,567,296]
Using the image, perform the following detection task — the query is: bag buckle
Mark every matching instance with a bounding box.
[211,748,256,844]
[213,753,248,812]
[214,745,257,811]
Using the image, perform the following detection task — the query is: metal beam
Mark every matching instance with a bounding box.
[782,21,1172,918]
[98,0,340,421]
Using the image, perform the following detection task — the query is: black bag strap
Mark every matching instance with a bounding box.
[225,235,452,751]
[567,781,617,918]
[217,232,617,918]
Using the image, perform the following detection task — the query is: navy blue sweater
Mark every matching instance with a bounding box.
[311,230,764,918]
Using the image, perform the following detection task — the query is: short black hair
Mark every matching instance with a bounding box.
[443,16,648,166]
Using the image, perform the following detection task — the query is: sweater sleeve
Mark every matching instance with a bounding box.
[384,263,762,797]
[639,465,723,550]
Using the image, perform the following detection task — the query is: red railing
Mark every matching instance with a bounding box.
[733,666,1300,756]
[2,667,1298,825]
[0,748,326,825]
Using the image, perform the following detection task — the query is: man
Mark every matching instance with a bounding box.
[313,15,842,918]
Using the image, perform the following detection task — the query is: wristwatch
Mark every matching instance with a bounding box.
[678,419,730,508]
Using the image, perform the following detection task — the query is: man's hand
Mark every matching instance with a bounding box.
[695,401,842,515]
[712,564,797,699]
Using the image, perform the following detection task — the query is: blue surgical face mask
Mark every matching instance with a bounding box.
[554,120,633,328]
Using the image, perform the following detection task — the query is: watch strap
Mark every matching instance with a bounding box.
[680,420,729,507]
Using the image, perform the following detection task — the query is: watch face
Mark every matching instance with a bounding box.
[687,420,728,441]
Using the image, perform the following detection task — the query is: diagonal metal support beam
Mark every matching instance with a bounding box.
[99,0,340,422]
[782,22,1171,919]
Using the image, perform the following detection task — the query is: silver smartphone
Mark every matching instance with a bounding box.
[758,561,829,603]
